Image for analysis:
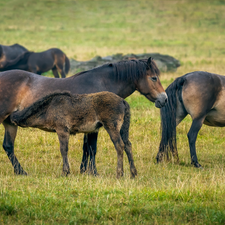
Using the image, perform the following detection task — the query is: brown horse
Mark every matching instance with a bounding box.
[0,43,28,65]
[0,48,70,78]
[11,91,137,178]
[0,57,167,175]
[156,71,225,168]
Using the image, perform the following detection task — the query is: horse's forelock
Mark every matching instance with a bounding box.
[146,58,160,77]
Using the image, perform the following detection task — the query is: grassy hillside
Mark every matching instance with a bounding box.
[0,0,225,224]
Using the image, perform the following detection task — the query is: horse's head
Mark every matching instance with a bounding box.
[135,57,167,108]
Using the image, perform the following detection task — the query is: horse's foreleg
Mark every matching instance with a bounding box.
[187,118,205,168]
[3,120,27,175]
[57,130,70,176]
[106,128,124,178]
[88,132,98,175]
[52,67,60,78]
[80,134,89,174]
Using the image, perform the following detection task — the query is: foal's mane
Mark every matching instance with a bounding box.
[11,92,72,124]
[72,58,160,82]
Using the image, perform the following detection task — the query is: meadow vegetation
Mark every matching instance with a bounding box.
[0,0,225,224]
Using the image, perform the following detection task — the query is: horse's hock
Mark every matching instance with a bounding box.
[69,53,180,74]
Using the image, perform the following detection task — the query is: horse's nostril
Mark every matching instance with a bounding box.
[165,98,168,103]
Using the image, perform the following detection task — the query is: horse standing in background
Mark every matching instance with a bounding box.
[157,71,225,168]
[0,48,70,78]
[0,57,167,175]
[0,43,28,65]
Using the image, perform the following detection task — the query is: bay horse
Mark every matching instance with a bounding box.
[0,43,28,65]
[0,48,70,78]
[0,57,167,175]
[156,71,225,168]
[11,91,137,178]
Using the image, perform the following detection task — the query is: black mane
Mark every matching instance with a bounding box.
[73,58,160,82]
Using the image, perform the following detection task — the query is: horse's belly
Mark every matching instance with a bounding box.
[73,121,103,133]
[204,109,225,127]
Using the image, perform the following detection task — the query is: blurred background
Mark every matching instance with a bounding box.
[1,0,224,77]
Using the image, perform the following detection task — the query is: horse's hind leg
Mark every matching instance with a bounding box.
[187,117,205,168]
[3,120,27,175]
[105,126,124,178]
[120,119,137,178]
[56,63,66,78]
[52,66,60,78]
[56,130,70,176]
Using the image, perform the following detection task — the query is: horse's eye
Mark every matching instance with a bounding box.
[149,76,157,82]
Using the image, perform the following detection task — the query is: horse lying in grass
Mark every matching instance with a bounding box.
[10,91,137,178]
[0,48,70,78]
[156,71,225,168]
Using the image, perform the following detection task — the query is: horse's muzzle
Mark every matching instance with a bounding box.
[155,92,168,108]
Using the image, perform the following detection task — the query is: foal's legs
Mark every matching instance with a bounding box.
[80,133,98,175]
[105,127,124,178]
[56,130,70,176]
[187,117,205,168]
[52,66,60,78]
[120,123,137,178]
[3,120,27,175]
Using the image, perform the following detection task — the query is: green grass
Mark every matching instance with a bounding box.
[1,0,225,224]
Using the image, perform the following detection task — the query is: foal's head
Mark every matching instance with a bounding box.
[135,57,167,108]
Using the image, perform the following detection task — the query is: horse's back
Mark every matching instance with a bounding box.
[181,71,224,121]
[1,44,28,60]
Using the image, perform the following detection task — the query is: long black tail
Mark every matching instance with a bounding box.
[120,100,131,143]
[64,55,70,75]
[156,75,186,162]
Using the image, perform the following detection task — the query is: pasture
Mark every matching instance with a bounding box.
[0,0,225,224]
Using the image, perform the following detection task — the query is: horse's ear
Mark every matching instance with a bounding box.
[147,57,152,66]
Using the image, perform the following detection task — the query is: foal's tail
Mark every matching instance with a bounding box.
[64,55,70,75]
[156,75,186,162]
[120,100,131,143]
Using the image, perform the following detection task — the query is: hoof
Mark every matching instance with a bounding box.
[61,171,70,177]
[80,168,87,174]
[156,153,163,163]
[14,168,27,175]
[88,170,99,176]
[192,162,202,168]
[130,168,137,178]
[116,171,124,179]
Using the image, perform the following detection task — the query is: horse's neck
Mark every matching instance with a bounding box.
[103,75,136,98]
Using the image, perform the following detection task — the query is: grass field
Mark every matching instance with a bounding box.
[0,0,225,224]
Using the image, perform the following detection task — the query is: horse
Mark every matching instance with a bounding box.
[156,71,225,168]
[0,57,167,175]
[10,91,137,178]
[0,43,28,66]
[0,48,70,78]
